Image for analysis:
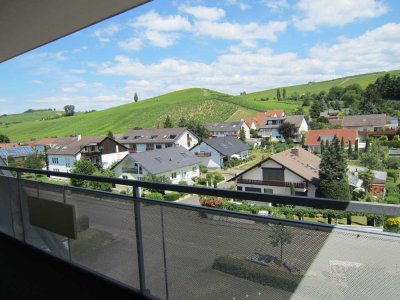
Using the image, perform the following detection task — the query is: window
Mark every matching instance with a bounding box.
[171,172,177,179]
[155,144,162,149]
[51,157,59,164]
[237,186,243,191]
[264,189,273,194]
[146,144,154,151]
[66,163,70,168]
[245,187,262,193]
[183,171,187,178]
[165,143,173,148]
[192,166,197,173]
[122,175,128,180]
[262,168,284,181]
[138,176,144,181]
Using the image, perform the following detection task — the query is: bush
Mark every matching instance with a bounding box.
[387,169,398,182]
[163,192,183,201]
[178,180,188,185]
[212,255,302,292]
[147,192,164,200]
[213,172,224,183]
[199,164,208,174]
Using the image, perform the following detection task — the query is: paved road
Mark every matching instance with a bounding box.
[13,182,400,300]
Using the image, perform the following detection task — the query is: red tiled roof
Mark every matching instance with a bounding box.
[305,129,358,146]
[245,110,286,129]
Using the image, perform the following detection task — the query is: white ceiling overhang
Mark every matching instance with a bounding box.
[0,0,150,63]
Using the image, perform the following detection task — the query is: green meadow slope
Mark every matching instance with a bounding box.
[1,70,399,142]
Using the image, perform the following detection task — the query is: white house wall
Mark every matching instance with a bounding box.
[48,154,77,173]
[241,123,251,140]
[176,130,199,150]
[101,151,128,169]
[191,142,223,168]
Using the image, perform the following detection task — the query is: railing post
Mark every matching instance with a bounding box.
[133,185,147,296]
[160,206,170,300]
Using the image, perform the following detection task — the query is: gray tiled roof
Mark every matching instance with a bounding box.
[342,114,387,127]
[116,127,191,144]
[126,146,201,174]
[46,136,105,155]
[205,121,244,133]
[202,137,250,156]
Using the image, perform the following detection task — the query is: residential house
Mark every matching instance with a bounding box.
[0,146,35,165]
[0,138,58,154]
[342,114,398,141]
[304,129,359,153]
[347,166,387,196]
[112,146,201,185]
[116,127,199,153]
[190,136,250,169]
[47,135,128,174]
[205,121,250,140]
[229,148,320,198]
[245,110,285,131]
[259,114,308,143]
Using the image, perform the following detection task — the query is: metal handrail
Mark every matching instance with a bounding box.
[0,165,399,216]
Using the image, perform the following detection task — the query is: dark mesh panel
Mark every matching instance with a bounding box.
[0,177,15,237]
[65,188,140,290]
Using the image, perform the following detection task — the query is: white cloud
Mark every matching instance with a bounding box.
[92,23,120,42]
[129,10,191,32]
[96,23,400,99]
[32,80,43,84]
[262,0,288,11]
[118,37,143,51]
[61,81,87,93]
[224,0,251,11]
[293,0,388,31]
[193,20,288,41]
[145,30,179,48]
[179,5,226,21]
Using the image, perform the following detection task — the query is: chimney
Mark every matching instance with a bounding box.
[77,134,81,141]
[291,148,299,156]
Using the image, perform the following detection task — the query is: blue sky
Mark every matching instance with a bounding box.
[0,0,399,114]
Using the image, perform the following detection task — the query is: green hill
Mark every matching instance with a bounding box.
[1,70,399,142]
[0,110,63,126]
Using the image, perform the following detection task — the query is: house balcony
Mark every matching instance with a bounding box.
[358,128,400,137]
[122,167,141,174]
[194,151,211,157]
[0,166,399,300]
[237,178,307,188]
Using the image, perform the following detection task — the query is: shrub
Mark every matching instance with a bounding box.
[212,255,302,292]
[147,192,164,200]
[213,172,224,183]
[387,169,398,182]
[163,192,182,201]
[199,165,208,174]
[178,180,188,185]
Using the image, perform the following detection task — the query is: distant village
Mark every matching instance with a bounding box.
[0,109,398,209]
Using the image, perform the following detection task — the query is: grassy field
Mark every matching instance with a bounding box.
[1,70,399,142]
[0,110,64,126]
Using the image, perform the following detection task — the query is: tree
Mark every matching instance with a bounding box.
[359,169,375,192]
[0,134,10,143]
[144,174,171,194]
[340,137,345,151]
[177,117,187,127]
[107,131,114,139]
[327,86,344,101]
[90,169,114,192]
[70,159,97,187]
[354,140,359,159]
[239,127,246,142]
[278,122,296,140]
[320,140,325,154]
[276,88,281,101]
[360,141,384,170]
[269,225,292,264]
[64,105,75,117]
[290,183,295,196]
[318,136,351,200]
[163,115,174,128]
[24,153,44,170]
[347,140,352,158]
[282,88,286,99]
[310,99,323,119]
[134,92,138,102]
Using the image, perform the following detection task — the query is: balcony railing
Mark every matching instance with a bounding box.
[122,167,141,174]
[358,128,399,136]
[237,178,307,188]
[0,165,400,300]
[194,152,211,157]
